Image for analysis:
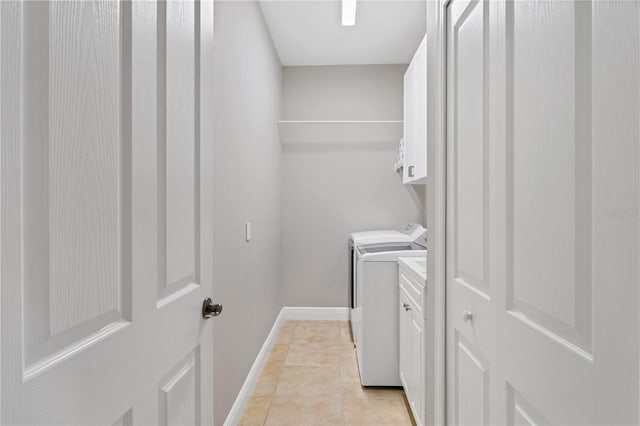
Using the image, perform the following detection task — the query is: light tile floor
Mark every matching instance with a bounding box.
[238,320,415,426]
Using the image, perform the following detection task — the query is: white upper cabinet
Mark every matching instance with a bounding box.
[403,35,427,185]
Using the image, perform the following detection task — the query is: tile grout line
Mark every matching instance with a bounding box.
[261,321,294,426]
[339,339,347,426]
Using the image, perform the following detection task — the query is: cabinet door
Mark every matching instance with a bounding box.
[410,307,425,426]
[399,289,411,391]
[413,39,427,182]
[403,61,416,184]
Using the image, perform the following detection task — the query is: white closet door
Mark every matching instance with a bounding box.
[0,1,216,424]
[447,1,640,425]
[446,1,498,424]
[493,1,639,424]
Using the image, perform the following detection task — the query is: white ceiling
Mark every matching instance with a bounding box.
[258,0,426,66]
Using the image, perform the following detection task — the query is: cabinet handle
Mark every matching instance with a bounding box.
[462,311,473,322]
[408,165,415,177]
[403,303,412,311]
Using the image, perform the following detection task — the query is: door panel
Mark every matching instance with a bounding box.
[454,333,488,426]
[159,350,200,426]
[496,1,640,424]
[506,0,592,352]
[447,1,497,425]
[112,410,134,426]
[21,0,132,374]
[161,0,199,299]
[46,0,126,337]
[448,1,640,425]
[452,0,488,296]
[1,1,215,424]
[506,385,548,426]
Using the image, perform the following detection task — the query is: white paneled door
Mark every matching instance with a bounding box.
[1,1,215,424]
[446,2,498,424]
[447,1,640,425]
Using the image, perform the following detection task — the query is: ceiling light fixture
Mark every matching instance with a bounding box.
[342,0,357,26]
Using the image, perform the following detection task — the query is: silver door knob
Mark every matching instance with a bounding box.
[403,303,411,311]
[462,311,473,322]
[202,298,223,319]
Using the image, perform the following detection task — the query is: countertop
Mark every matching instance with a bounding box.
[397,256,426,282]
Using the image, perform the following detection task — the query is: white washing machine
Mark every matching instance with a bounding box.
[349,224,426,338]
[351,226,419,246]
[348,224,426,386]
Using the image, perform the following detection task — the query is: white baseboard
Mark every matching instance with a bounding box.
[223,309,284,426]
[222,306,349,425]
[280,306,349,321]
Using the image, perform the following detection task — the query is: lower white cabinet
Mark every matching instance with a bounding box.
[399,289,411,390]
[399,266,426,426]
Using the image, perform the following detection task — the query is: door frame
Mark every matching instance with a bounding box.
[425,0,450,425]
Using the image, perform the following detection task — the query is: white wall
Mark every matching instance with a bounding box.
[211,2,283,424]
[282,65,425,307]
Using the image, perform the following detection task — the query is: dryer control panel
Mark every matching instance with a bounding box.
[399,223,427,247]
